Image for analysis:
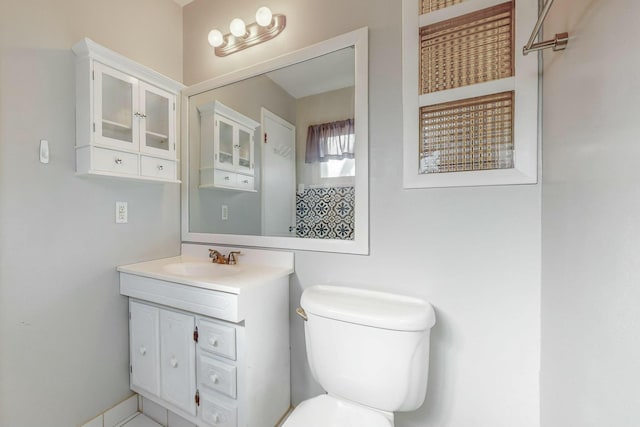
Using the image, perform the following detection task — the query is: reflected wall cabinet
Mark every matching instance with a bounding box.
[198,101,259,192]
[73,38,184,183]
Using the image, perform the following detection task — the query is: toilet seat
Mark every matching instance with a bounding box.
[281,394,394,427]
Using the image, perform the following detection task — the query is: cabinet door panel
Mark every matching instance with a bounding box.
[130,301,160,395]
[160,309,197,415]
[94,62,140,151]
[237,126,253,173]
[140,82,175,159]
[215,116,235,170]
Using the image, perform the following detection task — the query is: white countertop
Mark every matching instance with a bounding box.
[117,255,294,295]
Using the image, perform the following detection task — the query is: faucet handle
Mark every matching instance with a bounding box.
[228,251,241,265]
[208,249,223,263]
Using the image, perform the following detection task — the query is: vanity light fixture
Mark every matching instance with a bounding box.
[207,6,286,57]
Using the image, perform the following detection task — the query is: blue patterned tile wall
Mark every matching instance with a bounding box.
[295,186,355,239]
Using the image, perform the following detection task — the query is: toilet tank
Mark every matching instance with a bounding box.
[300,285,436,412]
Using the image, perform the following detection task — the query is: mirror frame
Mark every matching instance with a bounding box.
[181,27,369,254]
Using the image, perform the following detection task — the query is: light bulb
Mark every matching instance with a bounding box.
[255,6,273,27]
[207,29,224,47]
[229,18,247,37]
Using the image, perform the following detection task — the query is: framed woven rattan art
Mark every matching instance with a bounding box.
[403,0,540,188]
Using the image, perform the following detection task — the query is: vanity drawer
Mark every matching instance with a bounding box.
[198,319,236,360]
[141,155,175,180]
[198,354,237,398]
[93,147,138,175]
[200,393,237,427]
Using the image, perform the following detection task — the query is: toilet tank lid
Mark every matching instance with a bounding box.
[301,285,436,331]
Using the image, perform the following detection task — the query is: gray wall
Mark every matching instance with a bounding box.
[184,2,541,427]
[541,1,640,426]
[0,1,182,426]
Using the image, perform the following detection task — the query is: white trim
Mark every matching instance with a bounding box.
[402,0,539,189]
[198,100,260,129]
[72,38,185,93]
[181,27,369,254]
[419,0,511,27]
[419,77,515,107]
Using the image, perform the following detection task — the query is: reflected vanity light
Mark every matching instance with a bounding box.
[207,6,286,57]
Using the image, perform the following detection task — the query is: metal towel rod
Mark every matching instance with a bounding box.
[523,0,568,55]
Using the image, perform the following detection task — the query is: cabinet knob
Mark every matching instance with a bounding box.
[139,346,147,356]
[209,337,218,347]
[242,179,249,184]
[157,165,164,171]
[170,357,179,368]
[224,176,230,181]
[212,413,220,424]
[209,374,219,384]
[233,144,240,149]
[114,158,123,165]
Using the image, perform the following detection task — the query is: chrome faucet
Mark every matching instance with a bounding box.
[208,249,241,265]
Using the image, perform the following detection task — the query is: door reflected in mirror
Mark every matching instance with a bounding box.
[182,27,368,254]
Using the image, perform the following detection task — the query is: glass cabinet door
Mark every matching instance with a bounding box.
[215,116,235,170]
[237,127,253,173]
[140,82,175,158]
[94,63,139,151]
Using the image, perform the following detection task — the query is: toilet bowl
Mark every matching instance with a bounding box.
[282,394,393,427]
[283,285,436,427]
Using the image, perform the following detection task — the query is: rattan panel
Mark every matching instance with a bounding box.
[421,0,465,14]
[420,1,514,94]
[419,91,514,174]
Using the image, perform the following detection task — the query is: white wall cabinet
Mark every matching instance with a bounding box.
[198,101,259,191]
[73,38,183,183]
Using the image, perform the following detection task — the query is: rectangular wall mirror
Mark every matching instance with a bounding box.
[181,27,369,254]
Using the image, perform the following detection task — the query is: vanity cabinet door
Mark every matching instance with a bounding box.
[160,309,197,416]
[93,62,140,151]
[129,301,160,396]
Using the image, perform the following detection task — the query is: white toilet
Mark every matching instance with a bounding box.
[284,285,436,427]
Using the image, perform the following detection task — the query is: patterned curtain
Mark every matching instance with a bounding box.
[305,118,355,163]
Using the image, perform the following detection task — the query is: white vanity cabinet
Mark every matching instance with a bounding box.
[198,101,259,191]
[119,246,293,427]
[73,38,183,183]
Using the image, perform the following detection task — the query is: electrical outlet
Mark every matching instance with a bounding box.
[116,201,128,224]
[222,205,228,220]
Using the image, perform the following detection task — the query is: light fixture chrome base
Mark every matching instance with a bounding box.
[215,14,286,57]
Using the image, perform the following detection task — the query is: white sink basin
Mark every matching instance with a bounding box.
[162,262,242,278]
